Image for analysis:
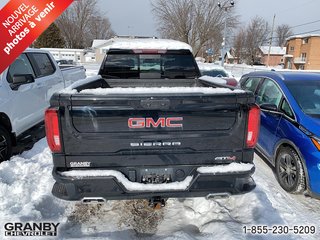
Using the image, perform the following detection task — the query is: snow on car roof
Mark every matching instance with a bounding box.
[197,62,226,71]
[100,38,193,52]
[199,76,227,85]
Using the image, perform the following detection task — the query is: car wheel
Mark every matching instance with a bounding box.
[275,147,305,194]
[0,126,12,162]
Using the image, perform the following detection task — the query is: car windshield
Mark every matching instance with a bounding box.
[285,80,320,117]
[201,69,228,77]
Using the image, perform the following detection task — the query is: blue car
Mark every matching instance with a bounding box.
[239,71,320,198]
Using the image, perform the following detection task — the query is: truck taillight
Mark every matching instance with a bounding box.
[246,104,260,148]
[45,108,61,153]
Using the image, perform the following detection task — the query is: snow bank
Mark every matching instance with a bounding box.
[83,63,101,77]
[197,163,254,174]
[59,170,193,191]
[0,139,67,229]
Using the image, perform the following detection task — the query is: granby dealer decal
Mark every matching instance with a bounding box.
[4,222,60,237]
[0,0,73,73]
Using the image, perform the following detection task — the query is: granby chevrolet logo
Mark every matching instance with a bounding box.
[128,117,183,128]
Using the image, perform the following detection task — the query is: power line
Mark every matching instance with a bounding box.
[263,28,320,41]
[289,28,320,36]
[290,19,320,29]
[275,0,316,15]
[261,28,320,43]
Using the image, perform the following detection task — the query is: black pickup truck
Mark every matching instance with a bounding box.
[45,42,259,205]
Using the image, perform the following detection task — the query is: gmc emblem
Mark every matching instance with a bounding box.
[128,117,183,128]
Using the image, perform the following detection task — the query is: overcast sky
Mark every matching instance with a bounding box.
[1,0,319,37]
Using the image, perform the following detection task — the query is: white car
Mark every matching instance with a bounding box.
[0,49,86,161]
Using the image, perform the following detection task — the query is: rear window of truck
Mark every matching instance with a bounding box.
[100,53,199,79]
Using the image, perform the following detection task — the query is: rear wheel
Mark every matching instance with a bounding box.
[275,147,305,194]
[0,126,12,162]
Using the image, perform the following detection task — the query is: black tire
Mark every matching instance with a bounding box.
[0,126,12,162]
[275,147,305,194]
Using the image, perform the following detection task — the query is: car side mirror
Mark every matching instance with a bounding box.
[260,103,278,112]
[10,74,35,90]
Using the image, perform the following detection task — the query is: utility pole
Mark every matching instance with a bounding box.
[218,1,235,67]
[267,14,276,67]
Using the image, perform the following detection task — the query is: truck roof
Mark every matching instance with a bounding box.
[99,38,193,52]
[24,48,52,54]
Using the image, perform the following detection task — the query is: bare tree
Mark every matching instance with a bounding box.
[276,24,293,47]
[152,0,238,56]
[56,0,114,49]
[86,15,115,46]
[233,16,270,64]
[233,28,246,63]
[246,16,270,64]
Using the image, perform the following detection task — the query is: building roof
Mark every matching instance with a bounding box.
[94,37,193,52]
[91,39,109,49]
[226,51,234,59]
[259,46,286,55]
[286,34,320,41]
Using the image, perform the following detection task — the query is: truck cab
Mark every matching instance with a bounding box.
[0,49,86,161]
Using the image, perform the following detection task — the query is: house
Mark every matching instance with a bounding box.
[258,46,286,66]
[284,34,320,70]
[40,48,96,63]
[224,48,238,64]
[91,39,109,63]
[41,48,87,63]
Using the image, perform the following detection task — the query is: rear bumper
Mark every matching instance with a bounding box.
[52,163,256,201]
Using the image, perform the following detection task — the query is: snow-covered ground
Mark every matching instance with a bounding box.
[0,63,319,240]
[1,139,319,239]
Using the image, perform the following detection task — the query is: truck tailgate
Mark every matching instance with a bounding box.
[57,91,254,167]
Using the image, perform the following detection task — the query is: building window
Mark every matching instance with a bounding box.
[301,53,307,61]
[290,46,294,51]
[302,38,309,44]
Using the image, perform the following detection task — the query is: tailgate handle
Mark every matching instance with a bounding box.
[140,99,170,110]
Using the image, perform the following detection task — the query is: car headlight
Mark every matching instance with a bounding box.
[311,137,320,151]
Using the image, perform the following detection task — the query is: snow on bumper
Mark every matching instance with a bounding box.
[52,163,256,201]
[59,170,193,191]
[197,163,254,174]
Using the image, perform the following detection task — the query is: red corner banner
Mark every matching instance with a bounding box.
[0,0,74,73]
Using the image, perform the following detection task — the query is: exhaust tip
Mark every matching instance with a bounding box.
[81,197,106,204]
[206,192,231,200]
